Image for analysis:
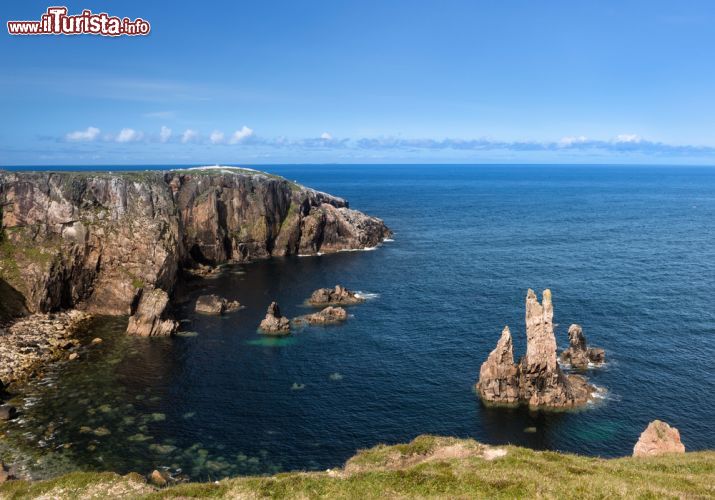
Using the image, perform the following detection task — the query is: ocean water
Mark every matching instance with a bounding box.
[2,164,715,480]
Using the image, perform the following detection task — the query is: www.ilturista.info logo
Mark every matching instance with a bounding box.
[7,6,150,36]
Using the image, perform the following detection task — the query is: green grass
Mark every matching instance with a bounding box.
[1,436,713,499]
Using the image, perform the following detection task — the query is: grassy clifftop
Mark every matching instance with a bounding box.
[1,435,713,499]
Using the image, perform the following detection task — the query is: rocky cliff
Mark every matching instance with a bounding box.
[0,167,390,319]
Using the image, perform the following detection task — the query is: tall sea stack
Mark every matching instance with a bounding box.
[476,289,594,409]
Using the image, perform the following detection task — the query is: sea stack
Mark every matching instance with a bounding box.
[476,289,594,409]
[560,324,605,368]
[126,288,179,337]
[259,302,291,335]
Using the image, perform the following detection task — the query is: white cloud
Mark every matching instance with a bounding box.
[159,126,172,143]
[559,135,588,146]
[116,128,142,143]
[210,130,225,144]
[320,132,333,140]
[66,126,100,142]
[614,134,642,143]
[229,126,254,144]
[181,129,198,143]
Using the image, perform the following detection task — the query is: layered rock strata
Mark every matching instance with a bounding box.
[125,288,178,337]
[560,324,605,368]
[476,289,594,409]
[0,168,391,319]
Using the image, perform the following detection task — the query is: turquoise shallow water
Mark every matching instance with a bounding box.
[1,164,714,480]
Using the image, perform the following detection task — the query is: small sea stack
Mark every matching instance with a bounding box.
[560,324,605,368]
[293,306,349,326]
[194,294,242,315]
[126,288,178,337]
[259,302,291,335]
[476,289,596,409]
[307,285,364,306]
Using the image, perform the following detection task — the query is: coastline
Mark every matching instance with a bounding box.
[1,436,712,498]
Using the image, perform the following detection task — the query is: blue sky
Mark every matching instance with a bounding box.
[2,0,715,165]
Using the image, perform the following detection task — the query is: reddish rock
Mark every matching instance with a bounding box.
[633,420,686,457]
[476,326,520,404]
[259,302,291,335]
[126,288,178,337]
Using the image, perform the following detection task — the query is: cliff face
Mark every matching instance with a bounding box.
[0,167,390,317]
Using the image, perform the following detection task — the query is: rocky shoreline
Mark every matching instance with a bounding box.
[0,310,90,390]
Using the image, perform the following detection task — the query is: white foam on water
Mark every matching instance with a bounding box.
[383,238,395,242]
[354,291,380,300]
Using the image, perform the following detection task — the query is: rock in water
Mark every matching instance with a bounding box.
[259,302,291,335]
[126,288,178,337]
[560,324,605,368]
[476,326,520,404]
[194,294,242,315]
[294,306,349,325]
[633,420,686,457]
[308,285,364,306]
[476,289,594,409]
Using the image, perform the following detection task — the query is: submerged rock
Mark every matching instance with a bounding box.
[126,288,178,337]
[308,285,364,306]
[560,324,605,368]
[476,289,595,409]
[194,294,242,315]
[259,302,291,335]
[293,306,348,325]
[633,420,686,457]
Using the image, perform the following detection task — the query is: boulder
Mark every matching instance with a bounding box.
[259,302,291,335]
[126,288,178,337]
[476,289,595,409]
[294,306,349,325]
[194,294,242,315]
[149,469,169,487]
[633,420,686,457]
[0,404,18,421]
[560,324,605,368]
[308,285,364,306]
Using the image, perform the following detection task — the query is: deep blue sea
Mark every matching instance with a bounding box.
[2,164,715,480]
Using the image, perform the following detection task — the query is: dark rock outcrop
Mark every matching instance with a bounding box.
[126,288,178,337]
[308,285,364,306]
[0,168,391,318]
[476,289,595,409]
[258,302,290,335]
[560,324,605,368]
[194,294,241,315]
[294,306,349,325]
[633,420,686,457]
